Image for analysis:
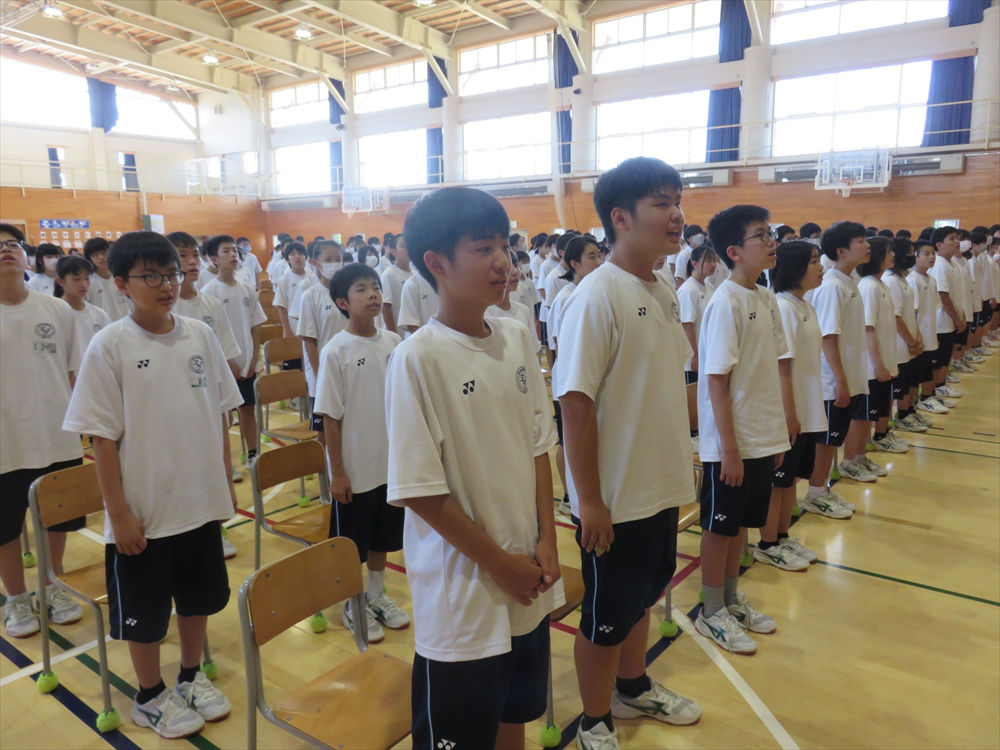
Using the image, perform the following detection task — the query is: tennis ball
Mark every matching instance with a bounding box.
[540,725,561,747]
[309,613,327,633]
[297,495,310,508]
[36,671,59,694]
[96,709,120,733]
[200,660,219,681]
[659,619,679,638]
[22,552,36,568]
[792,503,803,517]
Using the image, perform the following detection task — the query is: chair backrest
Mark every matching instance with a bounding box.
[257,324,283,346]
[31,462,103,528]
[259,279,273,292]
[263,337,303,366]
[259,290,275,308]
[263,306,282,325]
[247,538,362,646]
[255,369,309,407]
[253,440,325,492]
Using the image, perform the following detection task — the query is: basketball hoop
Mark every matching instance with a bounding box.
[837,178,856,198]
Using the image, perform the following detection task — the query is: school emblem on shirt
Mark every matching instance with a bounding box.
[93,323,102,332]
[242,296,251,307]
[188,355,205,374]
[515,365,528,394]
[35,322,55,338]
[749,312,757,320]
[671,302,680,322]
[202,315,214,327]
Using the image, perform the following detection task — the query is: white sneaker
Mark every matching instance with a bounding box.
[728,593,777,634]
[945,373,962,383]
[916,398,948,415]
[611,679,701,725]
[577,720,619,750]
[231,466,243,483]
[175,671,231,722]
[557,496,571,517]
[913,411,934,428]
[801,491,853,519]
[752,543,808,571]
[39,585,83,625]
[952,359,975,373]
[964,352,985,364]
[935,396,958,409]
[935,384,963,399]
[132,687,204,739]
[896,414,927,433]
[972,346,993,356]
[839,460,877,482]
[342,600,384,643]
[695,607,757,655]
[780,537,817,563]
[858,455,888,477]
[367,593,411,630]
[3,592,39,638]
[888,433,910,451]
[691,434,700,455]
[221,534,237,560]
[872,434,907,453]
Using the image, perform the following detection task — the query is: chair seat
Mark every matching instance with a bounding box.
[273,650,412,749]
[551,565,585,622]
[270,505,331,545]
[58,562,108,604]
[678,501,700,532]
[267,423,318,441]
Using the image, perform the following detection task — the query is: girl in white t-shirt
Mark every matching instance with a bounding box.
[883,238,927,435]
[27,243,63,296]
[54,255,111,355]
[677,245,718,393]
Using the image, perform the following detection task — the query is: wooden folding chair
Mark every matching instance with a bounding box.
[259,278,273,293]
[254,370,318,504]
[238,538,411,749]
[259,288,275,308]
[261,336,308,434]
[27,463,218,733]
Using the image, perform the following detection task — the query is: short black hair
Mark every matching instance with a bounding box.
[877,228,894,238]
[821,221,867,261]
[165,231,197,250]
[970,229,989,245]
[988,224,1000,233]
[555,231,577,256]
[531,232,547,248]
[313,239,342,257]
[0,223,25,242]
[560,235,598,281]
[356,245,377,264]
[515,249,530,264]
[509,233,522,247]
[918,226,934,241]
[236,236,249,244]
[593,157,682,245]
[53,255,96,296]
[895,229,912,239]
[545,233,561,248]
[282,241,308,260]
[35,243,63,273]
[865,226,879,236]
[683,224,704,240]
[83,236,110,261]
[913,239,934,255]
[857,236,890,277]
[277,232,293,243]
[203,234,236,258]
[403,187,509,291]
[799,222,822,238]
[707,205,770,269]
[931,226,957,247]
[367,236,379,245]
[889,237,914,273]
[771,240,816,293]
[108,231,180,279]
[330,263,381,318]
[774,225,796,242]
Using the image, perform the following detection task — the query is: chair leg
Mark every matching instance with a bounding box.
[540,647,560,747]
[21,527,35,568]
[35,539,57,694]
[93,608,121,731]
[201,637,219,680]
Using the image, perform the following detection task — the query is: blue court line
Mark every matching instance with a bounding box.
[0,635,142,750]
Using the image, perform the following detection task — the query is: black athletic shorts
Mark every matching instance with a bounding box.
[309,396,322,432]
[969,314,979,333]
[574,506,678,646]
[684,370,698,386]
[552,399,563,445]
[773,432,818,488]
[820,394,865,446]
[955,327,969,347]
[0,458,86,546]
[330,484,403,564]
[931,332,955,368]
[914,351,933,384]
[700,457,775,536]
[892,359,916,400]
[410,615,549,747]
[237,374,256,406]
[280,357,303,371]
[105,521,230,643]
[858,378,892,421]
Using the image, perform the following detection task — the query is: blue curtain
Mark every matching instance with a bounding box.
[327,78,345,125]
[923,56,975,146]
[122,153,139,192]
[949,0,989,26]
[426,58,447,183]
[554,31,578,174]
[330,141,343,191]
[47,147,63,189]
[86,77,117,132]
[427,57,447,108]
[706,0,750,162]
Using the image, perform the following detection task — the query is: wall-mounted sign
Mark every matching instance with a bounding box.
[39,219,90,229]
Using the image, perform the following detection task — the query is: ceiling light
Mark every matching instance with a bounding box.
[84,61,101,73]
[41,4,64,18]
[293,23,312,41]
[413,0,435,7]
[202,51,219,66]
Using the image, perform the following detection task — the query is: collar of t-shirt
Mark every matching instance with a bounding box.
[426,316,501,353]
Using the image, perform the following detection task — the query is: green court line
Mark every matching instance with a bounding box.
[918,431,1000,445]
[815,560,1000,607]
[910,443,1000,460]
[228,500,314,529]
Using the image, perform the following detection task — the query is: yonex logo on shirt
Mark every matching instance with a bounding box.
[638,306,647,317]
[202,315,214,327]
[357,358,366,367]
[749,312,757,320]
[137,359,150,369]
[35,323,55,338]
[462,380,476,395]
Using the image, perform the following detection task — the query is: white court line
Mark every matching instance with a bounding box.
[0,636,108,687]
[672,607,800,750]
[77,527,103,545]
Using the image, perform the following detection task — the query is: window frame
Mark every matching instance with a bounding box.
[457,33,551,97]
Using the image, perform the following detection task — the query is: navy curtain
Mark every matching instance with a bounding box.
[47,147,63,189]
[327,78,345,125]
[427,57,447,183]
[330,141,343,192]
[122,153,139,192]
[86,77,117,132]
[923,56,975,146]
[948,0,989,26]
[706,0,750,162]
[554,31,578,174]
[427,57,447,108]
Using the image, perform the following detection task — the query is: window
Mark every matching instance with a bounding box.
[113,89,196,140]
[463,112,551,180]
[592,1,720,75]
[357,129,426,187]
[242,152,259,174]
[118,152,139,192]
[0,59,90,129]
[47,147,66,189]
[274,141,330,194]
[770,0,947,46]
[596,90,711,168]
[772,60,932,156]
[459,35,550,96]
[354,61,426,114]
[269,81,328,128]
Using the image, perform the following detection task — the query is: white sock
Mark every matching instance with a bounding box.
[807,485,827,499]
[367,569,385,601]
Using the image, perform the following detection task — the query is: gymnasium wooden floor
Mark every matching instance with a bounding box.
[2,352,998,750]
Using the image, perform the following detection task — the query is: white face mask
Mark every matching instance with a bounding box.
[365,255,379,268]
[43,256,59,271]
[688,233,705,248]
[320,261,342,277]
[807,237,822,247]
[959,239,972,253]
[371,242,381,250]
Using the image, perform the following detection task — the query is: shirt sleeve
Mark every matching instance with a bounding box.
[380,268,397,307]
[552,284,615,401]
[274,277,289,309]
[813,283,844,337]
[699,295,740,376]
[678,282,697,324]
[58,300,83,373]
[396,278,419,328]
[777,298,797,361]
[62,334,124,441]
[295,291,319,338]
[248,288,267,327]
[313,344,345,420]
[519,326,556,457]
[930,262,950,293]
[207,328,243,412]
[860,279,879,328]
[886,276,904,317]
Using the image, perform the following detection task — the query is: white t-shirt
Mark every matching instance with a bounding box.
[283,272,319,323]
[929,255,958,333]
[907,271,939,350]
[274,270,311,311]
[537,256,558,322]
[776,292,827,434]
[396,273,439,331]
[673,245,693,282]
[553,261,695,523]
[677,276,714,371]
[953,255,975,322]
[812,268,868,399]
[295,283,347,396]
[386,317,559,662]
[541,264,569,323]
[71,301,111,356]
[1,292,83,473]
[708,260,730,289]
[486,300,539,353]
[697,281,790,462]
[513,276,538,310]
[882,271,917,365]
[84,273,131,321]
[314,329,400,494]
[380,264,412,315]
[174,292,241,363]
[63,315,242,541]
[546,280,576,351]
[266,253,288,283]
[529,250,544,281]
[859,275,898,380]
[971,253,992,302]
[27,273,56,296]
[201,277,267,377]
[195,265,220,291]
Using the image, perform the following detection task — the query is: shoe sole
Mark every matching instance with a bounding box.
[374,617,411,630]
[132,717,204,739]
[5,627,41,638]
[342,615,386,643]
[223,552,237,560]
[802,503,852,520]
[694,620,756,655]
[49,614,83,625]
[752,552,808,571]
[611,703,701,725]
[202,709,231,723]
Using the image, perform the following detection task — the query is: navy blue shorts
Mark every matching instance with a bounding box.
[684,370,698,385]
[773,433,817,488]
[857,379,892,421]
[237,374,256,406]
[330,484,403,564]
[700,457,775,536]
[892,359,917,400]
[932,332,955,368]
[0,458,86,546]
[819,394,865,446]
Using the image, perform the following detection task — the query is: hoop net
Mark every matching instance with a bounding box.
[837,178,857,198]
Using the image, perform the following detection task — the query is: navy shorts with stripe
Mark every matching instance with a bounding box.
[773,432,817,489]
[0,458,86,546]
[819,394,865,446]
[699,457,775,536]
[857,379,892,421]
[329,484,403,564]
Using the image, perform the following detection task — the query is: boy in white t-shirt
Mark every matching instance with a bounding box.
[54,254,111,355]
[677,243,719,450]
[84,237,131,321]
[380,235,412,335]
[555,159,701,748]
[1,224,86,639]
[928,227,967,385]
[273,241,314,345]
[63,231,240,740]
[395,271,439,335]
[883,238,928,434]
[236,237,262,291]
[315,263,406,646]
[908,241,947,418]
[695,205,790,655]
[386,187,560,747]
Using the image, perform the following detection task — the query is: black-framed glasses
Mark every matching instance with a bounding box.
[127,271,185,288]
[739,230,776,246]
[1,239,23,250]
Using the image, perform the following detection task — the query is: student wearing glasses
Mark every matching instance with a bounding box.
[64,231,241,740]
